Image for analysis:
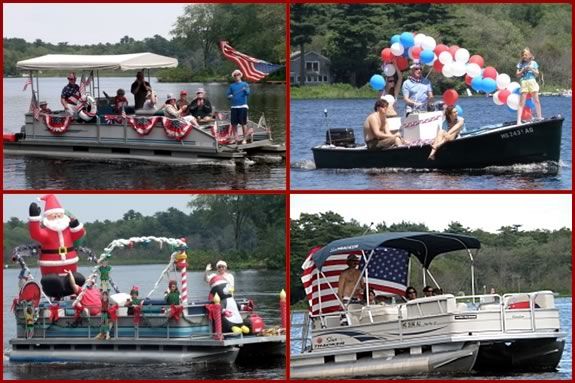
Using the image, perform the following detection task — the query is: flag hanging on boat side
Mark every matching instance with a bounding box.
[29,92,40,120]
[79,71,93,96]
[23,78,32,92]
[302,246,409,315]
[219,41,283,81]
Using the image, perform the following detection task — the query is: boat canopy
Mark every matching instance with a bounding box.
[17,53,178,71]
[312,232,481,269]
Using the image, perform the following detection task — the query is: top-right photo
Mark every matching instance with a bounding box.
[290,4,572,190]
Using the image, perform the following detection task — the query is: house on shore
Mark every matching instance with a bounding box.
[290,51,331,85]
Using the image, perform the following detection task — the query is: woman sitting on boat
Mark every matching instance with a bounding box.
[379,61,403,118]
[164,94,199,126]
[428,105,465,160]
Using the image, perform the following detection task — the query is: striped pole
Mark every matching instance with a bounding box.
[180,263,188,305]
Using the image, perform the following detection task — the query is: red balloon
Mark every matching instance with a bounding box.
[468,55,485,68]
[381,48,393,63]
[465,74,472,86]
[498,89,511,103]
[483,66,498,80]
[448,45,460,58]
[411,46,422,60]
[433,59,443,73]
[434,44,449,56]
[521,107,532,121]
[395,56,409,71]
[443,89,459,106]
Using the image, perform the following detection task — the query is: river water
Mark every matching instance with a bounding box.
[290,297,572,379]
[3,77,286,190]
[290,97,572,190]
[3,265,285,379]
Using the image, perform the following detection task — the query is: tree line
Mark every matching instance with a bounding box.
[291,4,571,91]
[290,212,572,305]
[4,4,285,82]
[3,195,285,270]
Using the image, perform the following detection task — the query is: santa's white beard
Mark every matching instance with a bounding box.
[43,215,71,232]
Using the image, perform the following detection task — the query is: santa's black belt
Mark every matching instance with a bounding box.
[41,247,75,254]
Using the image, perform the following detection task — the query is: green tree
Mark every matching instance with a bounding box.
[291,4,317,86]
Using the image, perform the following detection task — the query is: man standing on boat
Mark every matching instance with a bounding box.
[227,70,252,144]
[363,99,405,150]
[131,71,151,110]
[402,63,433,116]
[60,73,81,116]
[337,254,365,305]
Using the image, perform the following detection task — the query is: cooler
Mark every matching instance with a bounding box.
[401,111,443,141]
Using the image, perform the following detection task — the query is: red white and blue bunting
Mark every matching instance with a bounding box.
[127,116,160,136]
[43,115,73,134]
[161,118,194,140]
[104,115,125,125]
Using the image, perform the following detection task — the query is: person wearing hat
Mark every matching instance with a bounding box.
[188,88,214,122]
[337,254,365,305]
[61,72,81,115]
[39,101,52,115]
[401,63,433,116]
[227,70,252,144]
[176,90,190,115]
[130,71,152,110]
[205,260,234,290]
[164,93,198,125]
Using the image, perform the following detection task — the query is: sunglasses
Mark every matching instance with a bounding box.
[387,78,395,82]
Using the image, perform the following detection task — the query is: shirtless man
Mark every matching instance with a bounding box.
[363,99,405,150]
[338,254,365,304]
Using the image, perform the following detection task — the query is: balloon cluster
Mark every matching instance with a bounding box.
[371,31,525,115]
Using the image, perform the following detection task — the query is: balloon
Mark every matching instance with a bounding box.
[496,73,511,90]
[498,89,511,104]
[369,74,386,91]
[382,94,396,106]
[482,78,497,93]
[443,89,459,105]
[400,32,415,48]
[521,107,532,121]
[420,49,435,64]
[383,63,396,77]
[438,51,453,65]
[471,76,484,92]
[421,36,437,51]
[492,91,504,105]
[414,33,427,47]
[390,42,405,56]
[390,34,401,45]
[442,62,454,78]
[506,93,520,110]
[468,55,485,67]
[507,81,521,93]
[466,63,482,78]
[395,56,409,71]
[451,61,467,77]
[513,86,521,95]
[434,44,449,56]
[454,48,470,63]
[433,59,444,73]
[455,104,464,116]
[465,74,473,86]
[448,45,460,58]
[409,46,422,60]
[483,66,498,80]
[525,98,535,109]
[381,48,393,63]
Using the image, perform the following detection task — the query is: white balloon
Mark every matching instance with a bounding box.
[506,93,520,110]
[454,48,470,63]
[381,94,396,106]
[438,51,453,65]
[442,62,454,78]
[496,73,511,90]
[407,47,415,60]
[492,91,504,105]
[390,42,404,56]
[421,36,437,51]
[506,81,521,93]
[452,61,467,77]
[383,63,396,77]
[414,33,427,48]
[466,63,482,78]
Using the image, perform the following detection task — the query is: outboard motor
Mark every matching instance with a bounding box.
[326,128,356,147]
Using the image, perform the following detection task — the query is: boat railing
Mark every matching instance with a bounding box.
[290,310,311,354]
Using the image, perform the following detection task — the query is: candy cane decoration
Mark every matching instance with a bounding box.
[179,253,188,306]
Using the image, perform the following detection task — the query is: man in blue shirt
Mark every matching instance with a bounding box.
[401,63,433,116]
[60,73,81,115]
[227,70,251,144]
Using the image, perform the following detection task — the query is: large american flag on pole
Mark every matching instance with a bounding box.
[79,70,93,96]
[219,41,283,82]
[301,246,409,315]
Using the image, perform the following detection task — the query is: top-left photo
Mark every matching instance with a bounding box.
[3,3,286,191]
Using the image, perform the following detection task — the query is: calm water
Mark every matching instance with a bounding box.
[290,97,572,190]
[3,265,286,380]
[290,297,572,379]
[3,77,286,190]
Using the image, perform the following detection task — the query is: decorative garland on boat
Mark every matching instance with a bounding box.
[211,121,235,144]
[127,116,160,135]
[43,115,73,134]
[161,117,194,140]
[103,115,125,125]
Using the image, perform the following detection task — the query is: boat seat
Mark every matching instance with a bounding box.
[359,304,399,324]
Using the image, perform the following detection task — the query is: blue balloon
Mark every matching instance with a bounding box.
[525,99,535,109]
[420,49,434,64]
[455,104,464,116]
[471,76,484,92]
[369,74,386,91]
[482,78,497,94]
[390,34,401,45]
[513,87,521,95]
[400,32,415,48]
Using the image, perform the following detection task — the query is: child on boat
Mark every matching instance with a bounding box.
[125,286,143,315]
[24,303,35,339]
[113,89,129,114]
[516,48,542,124]
[98,260,112,292]
[96,291,111,340]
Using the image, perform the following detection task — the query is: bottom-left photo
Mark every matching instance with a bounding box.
[3,193,286,380]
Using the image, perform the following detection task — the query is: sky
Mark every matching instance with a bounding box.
[291,194,572,233]
[3,194,193,222]
[3,4,186,45]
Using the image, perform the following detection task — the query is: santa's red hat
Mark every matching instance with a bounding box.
[209,274,226,287]
[40,194,65,216]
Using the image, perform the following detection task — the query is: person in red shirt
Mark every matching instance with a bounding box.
[113,89,128,114]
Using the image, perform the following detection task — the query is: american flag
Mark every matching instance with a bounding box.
[79,70,93,96]
[29,93,41,120]
[23,78,32,92]
[219,41,283,82]
[301,247,409,315]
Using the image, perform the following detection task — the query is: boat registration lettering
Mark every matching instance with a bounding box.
[454,314,477,320]
[401,319,437,328]
[500,127,534,139]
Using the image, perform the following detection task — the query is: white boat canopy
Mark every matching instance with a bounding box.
[17,53,178,71]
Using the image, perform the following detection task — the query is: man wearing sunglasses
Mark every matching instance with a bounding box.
[402,63,433,116]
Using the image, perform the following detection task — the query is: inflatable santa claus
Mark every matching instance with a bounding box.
[28,195,86,298]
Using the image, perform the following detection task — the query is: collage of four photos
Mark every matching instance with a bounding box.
[2,3,572,381]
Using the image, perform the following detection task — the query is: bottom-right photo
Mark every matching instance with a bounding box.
[289,194,572,380]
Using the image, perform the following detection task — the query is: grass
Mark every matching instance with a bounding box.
[291,83,376,99]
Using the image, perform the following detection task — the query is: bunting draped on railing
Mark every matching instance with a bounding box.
[161,118,194,140]
[43,115,73,134]
[127,116,160,135]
